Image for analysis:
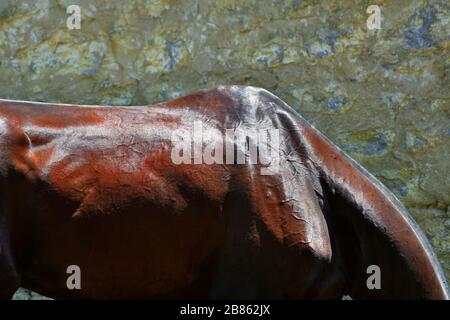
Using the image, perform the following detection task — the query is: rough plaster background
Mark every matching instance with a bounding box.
[0,0,448,299]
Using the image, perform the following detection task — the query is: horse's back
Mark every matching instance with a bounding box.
[1,86,339,299]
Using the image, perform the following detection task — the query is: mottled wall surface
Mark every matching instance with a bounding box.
[0,0,448,298]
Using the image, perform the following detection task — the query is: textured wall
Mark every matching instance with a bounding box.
[0,0,448,299]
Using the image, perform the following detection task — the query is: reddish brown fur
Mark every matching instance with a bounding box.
[0,86,448,299]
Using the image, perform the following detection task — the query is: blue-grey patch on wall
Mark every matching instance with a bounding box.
[340,134,388,156]
[403,6,437,50]
[322,96,348,112]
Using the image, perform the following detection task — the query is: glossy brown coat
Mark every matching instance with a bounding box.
[0,86,448,299]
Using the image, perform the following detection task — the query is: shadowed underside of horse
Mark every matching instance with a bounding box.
[0,86,448,299]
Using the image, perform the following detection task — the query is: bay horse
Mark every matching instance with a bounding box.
[0,85,448,299]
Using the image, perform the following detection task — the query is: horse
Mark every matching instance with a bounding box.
[0,85,448,299]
